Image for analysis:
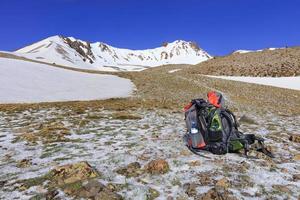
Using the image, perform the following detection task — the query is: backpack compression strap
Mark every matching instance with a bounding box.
[235,134,275,158]
[254,136,275,158]
[183,134,211,158]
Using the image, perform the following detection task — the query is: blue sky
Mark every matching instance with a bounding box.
[0,0,299,55]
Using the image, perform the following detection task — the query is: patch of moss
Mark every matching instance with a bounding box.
[111,112,142,120]
[21,172,53,189]
[147,187,160,200]
[62,181,83,191]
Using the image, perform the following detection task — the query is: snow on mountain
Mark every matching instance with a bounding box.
[0,57,134,103]
[15,36,211,71]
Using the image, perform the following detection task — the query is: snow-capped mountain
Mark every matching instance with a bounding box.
[15,36,211,71]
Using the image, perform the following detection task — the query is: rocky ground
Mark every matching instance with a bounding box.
[0,106,299,199]
[0,55,299,199]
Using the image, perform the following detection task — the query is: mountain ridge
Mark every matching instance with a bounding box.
[14,35,211,71]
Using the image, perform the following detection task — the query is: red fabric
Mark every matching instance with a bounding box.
[197,141,206,148]
[188,138,206,149]
[183,102,193,112]
[207,91,221,108]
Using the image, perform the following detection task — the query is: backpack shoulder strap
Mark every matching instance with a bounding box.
[223,108,238,129]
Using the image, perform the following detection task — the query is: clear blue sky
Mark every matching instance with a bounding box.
[0,0,299,55]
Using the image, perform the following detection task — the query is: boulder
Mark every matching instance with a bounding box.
[51,161,100,186]
[144,159,170,174]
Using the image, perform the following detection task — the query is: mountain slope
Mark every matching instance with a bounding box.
[189,47,300,77]
[14,36,211,71]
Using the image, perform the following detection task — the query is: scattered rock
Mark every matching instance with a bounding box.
[45,190,59,200]
[106,183,126,192]
[292,174,300,182]
[20,161,122,199]
[179,149,191,156]
[63,179,122,200]
[137,153,150,161]
[199,187,238,200]
[240,191,254,197]
[29,189,59,200]
[144,159,170,174]
[231,175,254,188]
[272,185,291,194]
[293,154,300,161]
[215,177,229,188]
[115,162,143,177]
[183,182,198,197]
[16,159,32,168]
[51,161,100,186]
[289,134,300,143]
[198,173,214,186]
[0,180,7,188]
[188,160,201,167]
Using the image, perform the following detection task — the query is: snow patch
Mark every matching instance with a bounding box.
[233,47,281,54]
[168,69,182,73]
[207,75,300,91]
[0,58,134,103]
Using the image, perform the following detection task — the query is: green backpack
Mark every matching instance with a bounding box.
[184,94,274,158]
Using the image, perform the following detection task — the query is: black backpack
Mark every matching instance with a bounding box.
[184,97,274,158]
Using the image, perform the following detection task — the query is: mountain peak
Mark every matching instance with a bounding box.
[14,36,211,71]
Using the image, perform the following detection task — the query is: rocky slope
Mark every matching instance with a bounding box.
[0,105,299,199]
[188,47,300,77]
[13,36,211,71]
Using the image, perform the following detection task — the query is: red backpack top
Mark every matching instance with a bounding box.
[207,91,224,108]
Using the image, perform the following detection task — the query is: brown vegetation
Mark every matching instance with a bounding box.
[189,47,300,77]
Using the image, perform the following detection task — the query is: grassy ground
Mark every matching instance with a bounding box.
[0,56,299,199]
[0,60,299,116]
[187,46,300,77]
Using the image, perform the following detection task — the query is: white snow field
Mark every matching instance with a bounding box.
[0,58,134,103]
[207,75,300,91]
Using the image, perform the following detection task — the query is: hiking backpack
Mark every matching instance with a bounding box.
[184,91,274,158]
